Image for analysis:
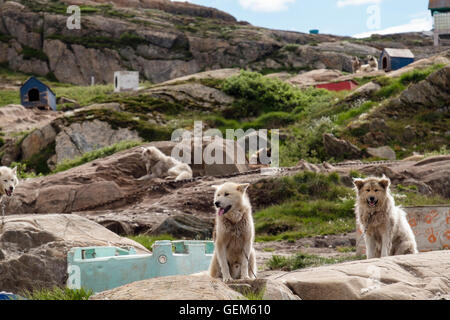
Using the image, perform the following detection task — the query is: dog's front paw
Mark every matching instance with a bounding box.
[222,275,233,283]
[240,275,251,280]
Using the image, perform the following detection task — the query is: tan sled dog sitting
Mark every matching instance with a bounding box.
[354,176,418,259]
[209,182,257,282]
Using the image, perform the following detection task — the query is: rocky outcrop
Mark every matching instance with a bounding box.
[21,124,57,160]
[352,81,381,97]
[0,105,62,139]
[259,41,381,74]
[151,214,214,239]
[357,156,450,198]
[266,251,450,300]
[323,133,362,160]
[90,274,244,300]
[64,0,237,22]
[366,146,396,161]
[5,138,249,216]
[0,214,148,293]
[0,1,370,85]
[148,82,234,109]
[228,279,301,300]
[346,66,450,149]
[396,66,450,108]
[287,69,343,87]
[54,120,142,163]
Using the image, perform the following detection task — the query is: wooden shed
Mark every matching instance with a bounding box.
[20,77,56,111]
[379,48,415,72]
[315,80,359,92]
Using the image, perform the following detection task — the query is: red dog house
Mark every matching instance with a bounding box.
[315,80,359,92]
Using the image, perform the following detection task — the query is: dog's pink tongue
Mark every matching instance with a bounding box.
[218,208,225,216]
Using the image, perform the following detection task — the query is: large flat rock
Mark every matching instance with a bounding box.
[265,251,450,300]
[90,274,244,300]
[0,214,148,293]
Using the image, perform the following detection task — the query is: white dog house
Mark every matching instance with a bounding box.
[114,71,139,93]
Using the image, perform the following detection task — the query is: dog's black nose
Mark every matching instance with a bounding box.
[214,201,220,208]
[369,197,375,201]
[9,186,13,191]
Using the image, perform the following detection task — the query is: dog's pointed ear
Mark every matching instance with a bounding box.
[237,183,250,193]
[353,178,365,190]
[12,166,17,174]
[379,176,391,190]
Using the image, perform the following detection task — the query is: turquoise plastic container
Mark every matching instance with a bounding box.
[67,240,214,293]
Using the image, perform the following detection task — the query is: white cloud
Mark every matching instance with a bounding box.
[353,12,433,38]
[337,0,382,7]
[239,0,296,12]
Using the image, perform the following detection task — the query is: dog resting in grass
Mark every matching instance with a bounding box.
[0,166,19,202]
[209,182,257,282]
[354,176,418,259]
[140,146,193,181]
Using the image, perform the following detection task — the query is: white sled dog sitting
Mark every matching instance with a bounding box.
[354,176,418,259]
[209,182,257,282]
[140,146,192,181]
[0,166,19,201]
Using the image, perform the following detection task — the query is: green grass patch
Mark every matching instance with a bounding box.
[23,287,93,300]
[241,288,266,300]
[53,84,114,107]
[128,234,176,251]
[335,101,376,125]
[254,201,355,242]
[0,32,12,42]
[53,140,142,173]
[394,186,450,206]
[0,90,20,106]
[266,253,365,271]
[336,246,356,253]
[374,64,446,100]
[47,32,148,50]
[399,64,446,85]
[375,79,405,99]
[21,45,49,62]
[252,171,356,241]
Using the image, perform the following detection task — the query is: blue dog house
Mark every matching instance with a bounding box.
[379,48,415,72]
[20,77,56,111]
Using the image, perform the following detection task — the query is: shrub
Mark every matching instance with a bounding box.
[222,71,326,116]
[280,116,337,165]
[21,46,49,62]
